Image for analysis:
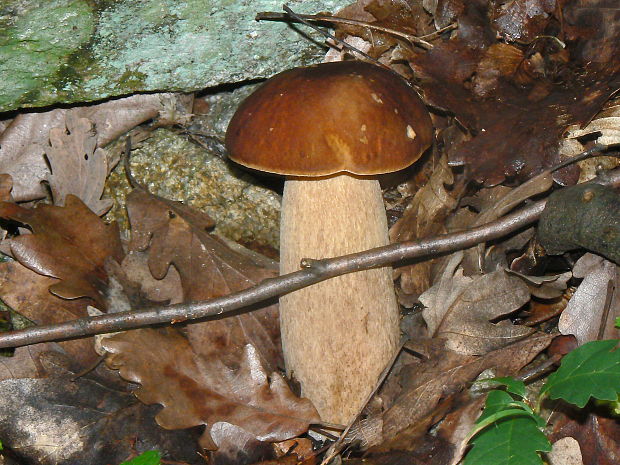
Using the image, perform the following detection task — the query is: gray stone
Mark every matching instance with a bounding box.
[0,0,349,112]
[105,128,281,254]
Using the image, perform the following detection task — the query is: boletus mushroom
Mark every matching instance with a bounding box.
[225,61,432,425]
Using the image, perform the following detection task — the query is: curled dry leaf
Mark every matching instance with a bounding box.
[507,269,571,300]
[420,255,533,355]
[561,103,620,183]
[102,328,320,450]
[46,114,112,215]
[0,195,124,307]
[470,170,553,270]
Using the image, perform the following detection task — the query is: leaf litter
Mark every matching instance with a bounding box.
[0,0,619,464]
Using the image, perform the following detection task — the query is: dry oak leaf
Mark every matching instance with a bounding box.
[407,1,619,186]
[420,253,533,355]
[0,260,99,368]
[0,347,203,465]
[126,188,282,373]
[102,328,320,450]
[365,332,554,450]
[0,94,170,202]
[0,195,124,307]
[390,154,459,297]
[46,114,112,215]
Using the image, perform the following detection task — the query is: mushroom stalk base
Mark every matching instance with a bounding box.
[280,175,399,425]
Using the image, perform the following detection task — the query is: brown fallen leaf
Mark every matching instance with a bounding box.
[211,422,276,465]
[489,0,556,43]
[46,113,112,215]
[0,195,124,307]
[420,253,534,354]
[405,1,619,186]
[0,174,12,202]
[549,404,620,465]
[0,94,171,202]
[126,188,282,372]
[363,332,553,449]
[120,250,183,305]
[0,343,63,381]
[102,328,320,450]
[390,154,459,297]
[561,103,620,183]
[95,187,316,453]
[0,260,98,368]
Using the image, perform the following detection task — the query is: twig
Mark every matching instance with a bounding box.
[0,200,546,349]
[280,5,383,66]
[0,147,618,350]
[256,9,448,49]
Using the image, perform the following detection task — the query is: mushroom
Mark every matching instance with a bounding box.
[225,61,432,425]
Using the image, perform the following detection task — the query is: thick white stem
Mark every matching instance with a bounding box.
[280,174,399,424]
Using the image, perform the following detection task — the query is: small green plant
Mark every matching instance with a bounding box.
[119,450,161,465]
[463,339,620,465]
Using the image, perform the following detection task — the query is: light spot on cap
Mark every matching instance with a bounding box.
[361,124,367,131]
[371,93,383,104]
[394,108,399,114]
[406,125,417,139]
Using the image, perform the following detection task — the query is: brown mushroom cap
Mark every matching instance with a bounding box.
[225,61,433,177]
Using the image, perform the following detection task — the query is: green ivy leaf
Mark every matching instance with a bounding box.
[119,450,161,465]
[464,391,550,465]
[541,339,620,408]
[463,415,551,465]
[478,390,516,418]
[482,377,527,398]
